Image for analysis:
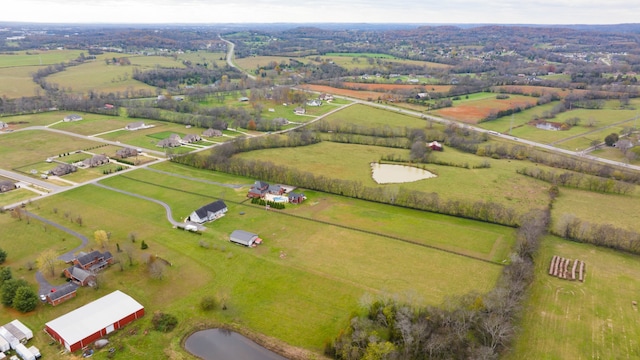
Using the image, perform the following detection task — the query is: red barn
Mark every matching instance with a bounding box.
[44,290,144,352]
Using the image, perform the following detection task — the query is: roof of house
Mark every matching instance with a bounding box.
[203,128,222,137]
[126,121,145,128]
[76,250,112,267]
[48,283,78,302]
[230,230,258,244]
[45,291,144,347]
[288,192,305,199]
[0,180,15,188]
[67,266,94,282]
[254,180,269,189]
[194,200,227,219]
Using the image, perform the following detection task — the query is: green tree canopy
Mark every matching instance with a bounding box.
[0,248,7,264]
[1,278,29,307]
[0,267,12,287]
[12,286,38,313]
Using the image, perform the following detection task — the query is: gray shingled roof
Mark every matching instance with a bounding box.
[194,200,227,219]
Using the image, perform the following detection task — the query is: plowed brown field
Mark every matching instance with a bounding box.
[434,97,538,123]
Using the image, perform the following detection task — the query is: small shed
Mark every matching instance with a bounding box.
[230,230,261,247]
[428,141,443,151]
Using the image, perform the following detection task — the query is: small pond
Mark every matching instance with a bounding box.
[371,163,437,184]
[184,328,288,360]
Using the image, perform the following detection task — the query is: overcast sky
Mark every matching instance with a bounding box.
[1,0,638,25]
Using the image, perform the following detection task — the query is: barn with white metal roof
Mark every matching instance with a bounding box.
[44,290,144,352]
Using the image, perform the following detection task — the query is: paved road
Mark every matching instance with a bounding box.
[219,35,256,80]
[0,168,65,192]
[26,211,88,296]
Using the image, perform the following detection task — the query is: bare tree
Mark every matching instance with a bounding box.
[37,249,58,277]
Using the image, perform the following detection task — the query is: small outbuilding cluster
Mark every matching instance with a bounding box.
[0,320,38,360]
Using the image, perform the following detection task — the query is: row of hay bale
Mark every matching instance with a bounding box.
[548,255,585,282]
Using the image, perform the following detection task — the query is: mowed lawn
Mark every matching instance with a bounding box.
[321,103,429,128]
[0,130,103,169]
[507,236,640,359]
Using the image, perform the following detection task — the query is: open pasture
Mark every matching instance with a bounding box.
[46,59,156,95]
[234,141,551,214]
[0,66,44,98]
[507,236,640,360]
[551,186,640,233]
[0,130,102,169]
[234,56,303,72]
[50,114,131,135]
[309,54,452,70]
[16,177,505,356]
[0,187,38,207]
[0,49,83,68]
[321,102,430,128]
[0,110,74,129]
[177,51,228,68]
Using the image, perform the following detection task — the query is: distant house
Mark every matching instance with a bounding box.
[294,107,306,115]
[125,121,146,131]
[287,192,306,204]
[63,114,83,122]
[83,154,109,168]
[157,134,181,148]
[202,128,223,137]
[415,92,429,100]
[306,99,322,107]
[319,93,334,101]
[104,103,115,110]
[64,266,96,287]
[182,134,201,143]
[73,250,113,272]
[230,230,262,247]
[115,147,138,159]
[47,283,78,306]
[187,200,228,224]
[0,180,16,193]
[50,163,76,177]
[428,141,443,151]
[535,122,563,131]
[0,121,7,129]
[239,97,250,102]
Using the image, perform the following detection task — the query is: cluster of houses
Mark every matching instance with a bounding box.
[0,320,39,360]
[247,180,306,204]
[42,250,114,307]
[157,133,202,148]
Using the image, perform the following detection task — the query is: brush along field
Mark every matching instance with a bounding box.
[507,236,640,359]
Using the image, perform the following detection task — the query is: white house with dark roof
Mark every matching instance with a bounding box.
[63,114,83,122]
[187,200,227,224]
[125,121,149,131]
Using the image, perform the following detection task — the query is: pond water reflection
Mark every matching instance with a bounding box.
[184,328,287,360]
[371,163,436,184]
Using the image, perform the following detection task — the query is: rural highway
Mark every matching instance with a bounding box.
[219,35,256,80]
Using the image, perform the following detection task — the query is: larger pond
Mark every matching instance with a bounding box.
[184,328,288,360]
[371,163,437,184]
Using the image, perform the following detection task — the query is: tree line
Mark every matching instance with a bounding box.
[517,166,635,195]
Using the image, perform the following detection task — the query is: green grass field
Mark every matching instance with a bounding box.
[0,130,103,169]
[507,236,640,359]
[322,103,430,128]
[0,169,508,358]
[50,115,131,136]
[0,50,84,68]
[0,66,44,98]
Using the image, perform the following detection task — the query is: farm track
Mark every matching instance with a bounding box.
[113,174,505,266]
